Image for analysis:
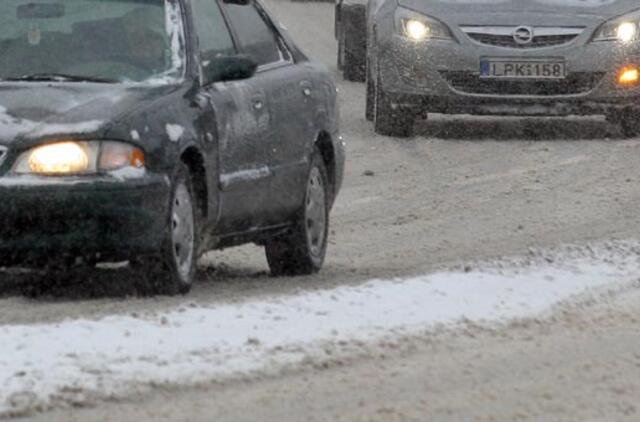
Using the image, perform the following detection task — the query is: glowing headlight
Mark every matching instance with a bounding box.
[617,22,637,42]
[13,141,145,175]
[405,19,430,41]
[395,7,453,42]
[593,17,640,43]
[28,142,89,174]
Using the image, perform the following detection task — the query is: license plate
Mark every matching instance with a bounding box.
[480,59,566,79]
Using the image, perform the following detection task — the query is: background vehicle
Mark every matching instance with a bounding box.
[366,0,640,137]
[335,0,367,81]
[0,0,344,295]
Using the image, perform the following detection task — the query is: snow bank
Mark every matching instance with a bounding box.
[1,245,639,415]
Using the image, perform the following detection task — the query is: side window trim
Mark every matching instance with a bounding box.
[221,1,294,71]
[254,3,294,69]
[191,0,238,63]
[213,0,239,55]
[217,0,242,54]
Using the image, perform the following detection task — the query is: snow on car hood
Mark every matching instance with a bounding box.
[0,84,173,145]
[398,0,640,22]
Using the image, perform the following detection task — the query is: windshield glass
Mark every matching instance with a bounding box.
[0,0,184,83]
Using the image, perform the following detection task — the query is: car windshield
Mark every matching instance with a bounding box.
[0,0,184,83]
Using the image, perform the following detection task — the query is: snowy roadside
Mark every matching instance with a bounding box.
[2,241,640,418]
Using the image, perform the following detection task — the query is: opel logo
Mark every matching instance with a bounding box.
[513,26,534,45]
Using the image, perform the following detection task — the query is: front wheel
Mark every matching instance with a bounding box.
[615,108,640,138]
[132,163,198,296]
[374,79,415,138]
[265,149,330,276]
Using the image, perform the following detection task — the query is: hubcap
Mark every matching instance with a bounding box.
[305,166,327,257]
[171,183,195,282]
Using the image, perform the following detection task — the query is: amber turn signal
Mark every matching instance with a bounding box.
[618,67,639,85]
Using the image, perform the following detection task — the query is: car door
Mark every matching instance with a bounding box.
[222,1,314,223]
[190,0,272,233]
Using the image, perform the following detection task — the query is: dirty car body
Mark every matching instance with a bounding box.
[366,0,640,136]
[0,0,344,293]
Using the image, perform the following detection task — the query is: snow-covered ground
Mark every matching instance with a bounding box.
[2,242,639,417]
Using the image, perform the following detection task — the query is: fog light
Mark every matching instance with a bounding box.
[619,67,640,85]
[28,142,89,174]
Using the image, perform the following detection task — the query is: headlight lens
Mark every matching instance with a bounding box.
[617,22,638,42]
[405,19,430,41]
[593,11,640,43]
[28,142,90,174]
[13,141,145,175]
[395,8,453,42]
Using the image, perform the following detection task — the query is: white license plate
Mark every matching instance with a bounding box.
[480,59,566,79]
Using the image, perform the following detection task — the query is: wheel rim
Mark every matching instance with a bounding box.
[171,183,195,282]
[306,166,327,257]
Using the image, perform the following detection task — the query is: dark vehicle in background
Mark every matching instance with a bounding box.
[365,0,640,137]
[335,0,367,81]
[0,0,344,295]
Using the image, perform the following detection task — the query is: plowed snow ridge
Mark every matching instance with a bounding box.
[2,244,639,415]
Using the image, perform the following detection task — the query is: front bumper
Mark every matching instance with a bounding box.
[377,34,640,116]
[0,173,170,266]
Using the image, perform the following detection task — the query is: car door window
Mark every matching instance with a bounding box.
[191,0,236,61]
[223,3,289,66]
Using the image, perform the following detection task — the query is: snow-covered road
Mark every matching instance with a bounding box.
[4,0,640,420]
[3,242,640,416]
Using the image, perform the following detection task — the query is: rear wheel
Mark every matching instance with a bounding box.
[337,25,345,71]
[365,65,374,121]
[133,163,198,296]
[339,9,366,82]
[374,78,415,138]
[265,149,329,276]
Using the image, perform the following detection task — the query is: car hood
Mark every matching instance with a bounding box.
[0,83,175,146]
[397,0,640,25]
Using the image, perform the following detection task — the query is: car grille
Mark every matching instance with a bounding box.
[460,26,584,49]
[440,71,605,96]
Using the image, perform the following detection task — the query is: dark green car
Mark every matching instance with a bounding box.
[0,0,344,294]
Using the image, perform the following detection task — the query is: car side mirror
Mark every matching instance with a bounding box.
[202,55,258,86]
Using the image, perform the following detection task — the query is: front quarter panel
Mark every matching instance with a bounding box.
[104,87,202,175]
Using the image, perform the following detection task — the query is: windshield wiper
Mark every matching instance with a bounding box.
[4,73,118,83]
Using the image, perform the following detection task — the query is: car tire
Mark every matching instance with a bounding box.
[339,10,366,82]
[265,148,329,276]
[617,108,640,138]
[374,78,414,138]
[365,66,374,121]
[337,24,345,71]
[133,162,199,296]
